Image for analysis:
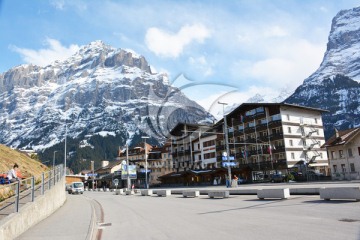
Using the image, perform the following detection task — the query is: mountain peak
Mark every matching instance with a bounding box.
[304,6,360,85]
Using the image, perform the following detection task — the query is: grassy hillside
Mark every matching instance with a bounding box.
[0,144,48,178]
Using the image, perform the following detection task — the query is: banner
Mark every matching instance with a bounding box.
[121,165,137,179]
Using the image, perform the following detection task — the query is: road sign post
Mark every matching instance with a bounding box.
[113,179,119,190]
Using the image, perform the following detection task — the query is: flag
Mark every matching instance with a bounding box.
[240,114,244,123]
[267,144,276,154]
[241,150,247,158]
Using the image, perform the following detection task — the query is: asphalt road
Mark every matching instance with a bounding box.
[16,182,360,240]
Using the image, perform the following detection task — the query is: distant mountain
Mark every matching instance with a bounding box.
[0,41,214,171]
[285,6,360,138]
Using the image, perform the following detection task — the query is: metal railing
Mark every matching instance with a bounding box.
[0,164,64,216]
[331,171,360,181]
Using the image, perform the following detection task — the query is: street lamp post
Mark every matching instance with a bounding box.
[142,136,150,189]
[218,101,232,187]
[64,123,67,176]
[53,151,57,169]
[126,144,131,189]
[91,161,94,191]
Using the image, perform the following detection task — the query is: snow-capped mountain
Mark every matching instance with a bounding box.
[0,41,214,151]
[285,6,360,138]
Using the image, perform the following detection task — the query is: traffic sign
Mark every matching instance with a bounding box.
[113,179,119,186]
[222,162,236,167]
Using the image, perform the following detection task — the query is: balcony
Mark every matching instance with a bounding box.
[216,145,225,151]
[269,132,283,140]
[273,145,285,153]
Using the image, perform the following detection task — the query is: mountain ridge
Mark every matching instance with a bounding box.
[285,6,360,137]
[0,41,214,155]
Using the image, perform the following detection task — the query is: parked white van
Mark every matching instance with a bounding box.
[68,182,84,194]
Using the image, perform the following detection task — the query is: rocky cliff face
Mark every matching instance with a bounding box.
[285,6,360,138]
[0,41,214,151]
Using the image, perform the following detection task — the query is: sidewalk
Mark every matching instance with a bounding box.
[16,194,96,240]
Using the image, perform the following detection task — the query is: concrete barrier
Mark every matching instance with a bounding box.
[182,190,200,198]
[208,191,229,198]
[0,177,66,240]
[183,190,200,197]
[257,188,290,200]
[125,190,134,195]
[115,189,124,195]
[141,189,153,196]
[320,187,360,201]
[157,190,171,197]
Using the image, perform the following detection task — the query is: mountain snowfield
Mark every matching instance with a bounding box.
[304,7,360,84]
[285,6,360,137]
[0,41,214,151]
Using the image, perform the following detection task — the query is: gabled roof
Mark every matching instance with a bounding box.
[324,127,360,147]
[95,160,122,172]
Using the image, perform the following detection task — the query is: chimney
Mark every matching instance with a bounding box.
[335,128,339,138]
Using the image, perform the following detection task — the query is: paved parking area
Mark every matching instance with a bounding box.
[13,181,360,240]
[88,190,360,240]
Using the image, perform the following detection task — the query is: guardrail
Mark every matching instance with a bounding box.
[331,172,360,181]
[0,164,64,215]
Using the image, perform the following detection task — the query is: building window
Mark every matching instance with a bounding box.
[314,118,318,124]
[291,153,295,159]
[358,147,360,156]
[333,165,337,173]
[350,163,355,172]
[287,114,290,121]
[341,164,346,173]
[288,127,291,133]
[320,152,323,158]
[331,151,335,159]
[348,148,353,157]
[339,150,344,158]
[289,140,293,146]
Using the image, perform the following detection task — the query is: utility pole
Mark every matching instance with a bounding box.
[53,151,57,169]
[64,123,67,176]
[126,144,130,189]
[218,101,232,187]
[91,161,94,190]
[142,136,150,189]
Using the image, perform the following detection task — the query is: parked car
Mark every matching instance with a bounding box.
[237,178,248,184]
[68,182,84,194]
[270,174,285,183]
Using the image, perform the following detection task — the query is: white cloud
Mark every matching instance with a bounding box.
[10,38,80,67]
[188,56,214,76]
[264,26,288,37]
[145,23,211,58]
[231,39,325,91]
[50,0,65,10]
[319,6,328,13]
[50,0,87,11]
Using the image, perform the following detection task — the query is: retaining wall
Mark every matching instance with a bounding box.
[0,177,66,240]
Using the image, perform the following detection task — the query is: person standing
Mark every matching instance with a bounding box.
[7,163,20,183]
[225,174,230,188]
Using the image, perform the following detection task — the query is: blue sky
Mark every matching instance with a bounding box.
[0,0,359,117]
